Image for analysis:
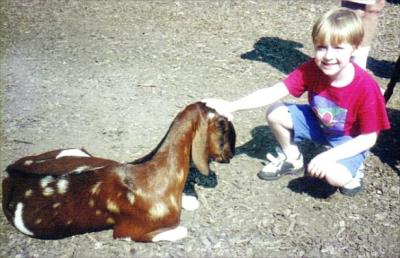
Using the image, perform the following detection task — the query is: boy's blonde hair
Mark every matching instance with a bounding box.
[312,8,364,48]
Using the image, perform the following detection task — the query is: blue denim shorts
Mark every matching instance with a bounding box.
[287,104,367,177]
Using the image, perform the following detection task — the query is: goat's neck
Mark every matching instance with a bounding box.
[152,111,203,186]
[164,117,200,172]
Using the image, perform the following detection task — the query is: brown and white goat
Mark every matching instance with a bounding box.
[2,102,236,242]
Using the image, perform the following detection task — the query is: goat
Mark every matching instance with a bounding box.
[2,102,236,242]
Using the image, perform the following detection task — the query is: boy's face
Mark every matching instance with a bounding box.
[314,42,356,79]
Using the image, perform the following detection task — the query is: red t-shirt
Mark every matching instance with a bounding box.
[283,59,390,137]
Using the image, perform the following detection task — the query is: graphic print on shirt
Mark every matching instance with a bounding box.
[311,95,347,136]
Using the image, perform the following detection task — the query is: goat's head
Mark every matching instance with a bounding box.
[191,102,236,176]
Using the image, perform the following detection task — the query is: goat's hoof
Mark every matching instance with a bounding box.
[152,226,188,242]
[182,194,199,211]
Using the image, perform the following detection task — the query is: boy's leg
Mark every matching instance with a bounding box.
[324,162,364,197]
[259,103,325,181]
[266,102,300,159]
[324,163,355,187]
[360,0,385,48]
[323,136,367,196]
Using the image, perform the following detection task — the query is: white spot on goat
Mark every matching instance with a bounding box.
[177,169,184,183]
[134,188,147,198]
[207,112,216,119]
[43,187,55,197]
[169,195,178,209]
[53,202,61,209]
[106,217,115,224]
[91,182,102,195]
[149,202,169,220]
[56,149,90,159]
[24,189,33,198]
[24,160,33,166]
[40,176,55,188]
[106,199,120,214]
[14,203,34,236]
[56,179,69,194]
[126,192,135,205]
[88,198,95,207]
[181,194,199,211]
[152,226,188,242]
[71,166,90,174]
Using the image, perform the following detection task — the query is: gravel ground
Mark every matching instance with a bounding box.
[1,1,399,257]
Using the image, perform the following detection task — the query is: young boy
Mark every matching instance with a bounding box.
[205,8,390,196]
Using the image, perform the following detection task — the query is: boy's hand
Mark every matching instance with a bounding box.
[307,152,335,179]
[202,98,234,120]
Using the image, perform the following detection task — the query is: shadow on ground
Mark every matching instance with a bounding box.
[184,168,218,197]
[240,36,309,74]
[185,37,398,199]
[241,36,398,83]
[368,57,397,79]
[235,125,337,198]
[371,108,400,175]
[233,111,400,197]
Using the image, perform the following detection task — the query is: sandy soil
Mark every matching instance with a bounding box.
[1,1,399,257]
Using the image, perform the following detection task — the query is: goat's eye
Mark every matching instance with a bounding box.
[218,120,226,133]
[219,136,225,150]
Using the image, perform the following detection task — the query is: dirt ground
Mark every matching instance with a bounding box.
[1,1,399,257]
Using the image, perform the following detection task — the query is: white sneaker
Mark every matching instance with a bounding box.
[257,147,304,181]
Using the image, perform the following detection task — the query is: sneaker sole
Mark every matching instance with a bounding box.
[339,186,363,197]
[257,168,304,181]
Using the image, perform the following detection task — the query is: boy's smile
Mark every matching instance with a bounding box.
[314,43,356,85]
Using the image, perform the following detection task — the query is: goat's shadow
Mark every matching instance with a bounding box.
[370,108,400,176]
[236,125,337,198]
[240,36,310,74]
[184,167,218,197]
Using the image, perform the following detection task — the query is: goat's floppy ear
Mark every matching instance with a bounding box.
[191,119,210,176]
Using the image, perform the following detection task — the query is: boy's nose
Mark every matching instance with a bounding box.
[324,47,334,59]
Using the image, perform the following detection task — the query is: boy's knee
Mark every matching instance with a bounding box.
[324,164,353,187]
[266,103,287,123]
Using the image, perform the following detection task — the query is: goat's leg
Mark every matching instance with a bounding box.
[112,221,150,242]
[113,221,187,242]
[151,225,188,242]
[182,193,199,210]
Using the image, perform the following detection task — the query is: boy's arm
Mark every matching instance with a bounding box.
[324,132,377,160]
[308,132,378,175]
[204,82,290,117]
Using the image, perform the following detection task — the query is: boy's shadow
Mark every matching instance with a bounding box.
[236,125,337,198]
[370,108,400,175]
[240,36,310,74]
[368,57,397,79]
[241,36,397,83]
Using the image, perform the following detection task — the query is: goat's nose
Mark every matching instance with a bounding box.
[219,159,230,164]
